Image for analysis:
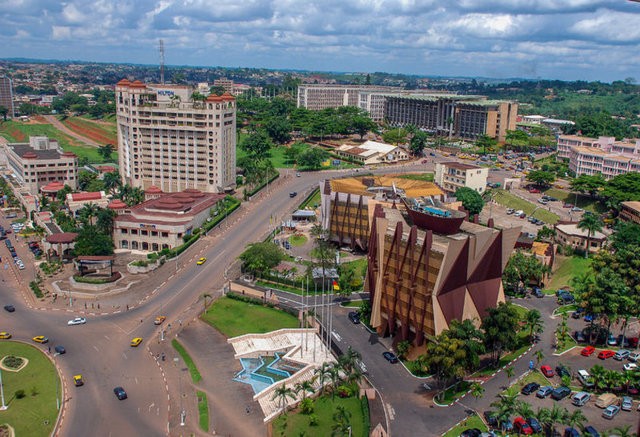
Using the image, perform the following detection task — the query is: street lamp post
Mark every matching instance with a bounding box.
[0,367,7,410]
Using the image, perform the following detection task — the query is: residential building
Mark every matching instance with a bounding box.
[619,201,640,225]
[558,134,640,179]
[0,76,15,118]
[434,162,489,195]
[334,140,409,165]
[3,136,77,193]
[115,79,236,194]
[113,188,224,252]
[213,78,234,93]
[364,201,520,343]
[319,176,444,251]
[554,223,607,253]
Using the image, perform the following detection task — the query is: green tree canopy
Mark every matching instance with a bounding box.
[240,129,273,160]
[73,225,114,256]
[502,250,547,293]
[454,187,484,216]
[297,147,329,170]
[382,128,408,145]
[570,174,606,198]
[239,242,285,275]
[526,170,556,187]
[264,117,292,144]
[409,131,429,156]
[481,302,520,365]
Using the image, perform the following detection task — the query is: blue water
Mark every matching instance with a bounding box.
[233,353,294,394]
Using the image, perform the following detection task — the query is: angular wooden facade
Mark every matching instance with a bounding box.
[365,206,520,345]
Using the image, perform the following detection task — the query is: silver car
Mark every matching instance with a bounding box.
[603,405,620,419]
[622,396,633,411]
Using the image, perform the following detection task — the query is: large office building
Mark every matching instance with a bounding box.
[384,95,518,142]
[116,80,237,194]
[296,85,517,141]
[3,136,77,193]
[557,134,640,179]
[0,76,14,118]
[365,202,519,344]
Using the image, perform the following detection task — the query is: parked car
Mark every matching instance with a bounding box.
[551,386,571,400]
[513,417,533,435]
[67,317,87,326]
[113,386,127,400]
[623,363,637,371]
[460,429,482,437]
[527,417,542,434]
[581,346,596,356]
[572,391,591,406]
[621,396,633,411]
[54,345,66,354]
[521,382,540,395]
[483,411,498,429]
[574,330,587,343]
[506,208,515,215]
[536,386,554,398]
[382,351,398,364]
[558,292,575,304]
[607,335,618,346]
[564,428,580,437]
[577,369,595,389]
[348,311,360,324]
[602,405,620,419]
[572,308,584,319]
[628,352,640,362]
[598,350,615,360]
[533,287,544,298]
[540,365,554,378]
[583,426,600,437]
[556,364,571,378]
[4,305,15,312]
[528,188,541,193]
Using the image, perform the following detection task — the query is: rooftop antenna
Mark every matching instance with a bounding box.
[159,39,165,84]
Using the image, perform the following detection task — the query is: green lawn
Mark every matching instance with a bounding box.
[272,394,369,437]
[492,189,560,224]
[196,390,209,432]
[514,371,553,389]
[341,300,366,308]
[443,414,488,437]
[0,120,116,163]
[171,339,202,383]
[299,188,321,209]
[546,256,591,291]
[201,296,299,337]
[0,342,60,436]
[542,188,605,214]
[438,381,471,404]
[397,172,435,182]
[236,143,295,169]
[289,235,308,247]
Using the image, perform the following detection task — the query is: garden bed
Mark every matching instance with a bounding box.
[0,355,28,372]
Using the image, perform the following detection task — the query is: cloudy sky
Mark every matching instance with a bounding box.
[1,0,639,82]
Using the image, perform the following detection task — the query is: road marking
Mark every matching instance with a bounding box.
[93,345,99,352]
[386,403,396,420]
[148,402,155,412]
[104,335,110,340]
[122,352,127,360]
[331,331,342,342]
[135,377,139,384]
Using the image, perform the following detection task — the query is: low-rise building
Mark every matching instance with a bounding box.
[554,223,607,254]
[113,189,224,252]
[66,191,109,216]
[3,136,77,193]
[434,162,489,195]
[619,201,640,225]
[334,140,409,165]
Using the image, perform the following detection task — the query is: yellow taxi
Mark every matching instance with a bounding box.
[154,316,166,325]
[32,335,49,344]
[73,375,84,386]
[0,332,11,339]
[196,257,207,265]
[130,337,143,347]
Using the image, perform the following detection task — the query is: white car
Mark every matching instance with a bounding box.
[629,352,640,362]
[67,317,87,326]
[623,362,637,371]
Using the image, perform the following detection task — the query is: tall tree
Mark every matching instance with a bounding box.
[526,170,556,187]
[239,242,285,275]
[454,187,484,216]
[0,105,8,121]
[577,212,603,258]
[481,302,520,365]
[524,309,544,343]
[382,127,408,146]
[570,174,606,199]
[98,144,114,162]
[102,171,121,194]
[271,383,295,417]
[409,130,429,156]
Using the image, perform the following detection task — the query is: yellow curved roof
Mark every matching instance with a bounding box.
[330,175,443,198]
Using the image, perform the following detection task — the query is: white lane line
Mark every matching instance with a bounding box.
[122,352,128,360]
[93,345,99,352]
[104,335,110,340]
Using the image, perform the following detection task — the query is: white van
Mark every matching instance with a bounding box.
[572,391,591,407]
[577,369,595,389]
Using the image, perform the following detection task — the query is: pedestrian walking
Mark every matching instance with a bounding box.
[48,346,51,353]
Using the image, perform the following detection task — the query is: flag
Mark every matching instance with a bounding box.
[333,280,340,291]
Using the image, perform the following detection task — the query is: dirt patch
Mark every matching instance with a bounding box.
[62,118,116,146]
[9,129,25,141]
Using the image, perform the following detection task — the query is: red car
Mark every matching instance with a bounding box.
[581,346,596,357]
[540,365,554,377]
[563,203,573,208]
[528,188,541,193]
[513,417,533,435]
[598,350,615,360]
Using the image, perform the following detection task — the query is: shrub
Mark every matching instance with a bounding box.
[299,398,314,414]
[337,384,353,398]
[31,386,39,396]
[131,260,150,267]
[308,414,319,426]
[73,272,122,284]
[3,355,24,369]
[29,281,44,298]
[15,389,26,399]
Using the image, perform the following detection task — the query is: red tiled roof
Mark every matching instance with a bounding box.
[70,192,103,202]
[108,200,127,209]
[41,181,65,192]
[146,185,163,194]
[96,165,116,173]
[116,79,131,86]
[207,94,223,102]
[46,232,78,244]
[22,152,37,159]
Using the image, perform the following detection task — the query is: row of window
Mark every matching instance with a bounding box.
[119,228,170,237]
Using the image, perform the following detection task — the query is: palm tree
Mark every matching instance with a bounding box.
[524,309,544,343]
[294,378,316,402]
[577,212,603,258]
[516,401,535,422]
[96,208,116,235]
[490,387,520,425]
[505,366,515,386]
[331,405,352,436]
[271,383,295,417]
[590,365,609,391]
[564,408,587,431]
[202,293,212,312]
[78,202,99,226]
[338,347,361,375]
[328,364,342,398]
[607,425,633,437]
[539,404,567,437]
[102,171,121,195]
[314,362,332,395]
[534,350,545,367]
[470,382,484,401]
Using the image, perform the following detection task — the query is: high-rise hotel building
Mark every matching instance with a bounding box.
[116,80,236,193]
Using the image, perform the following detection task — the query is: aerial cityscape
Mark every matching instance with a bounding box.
[1,2,640,437]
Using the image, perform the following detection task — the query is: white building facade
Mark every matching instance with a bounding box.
[434,162,488,195]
